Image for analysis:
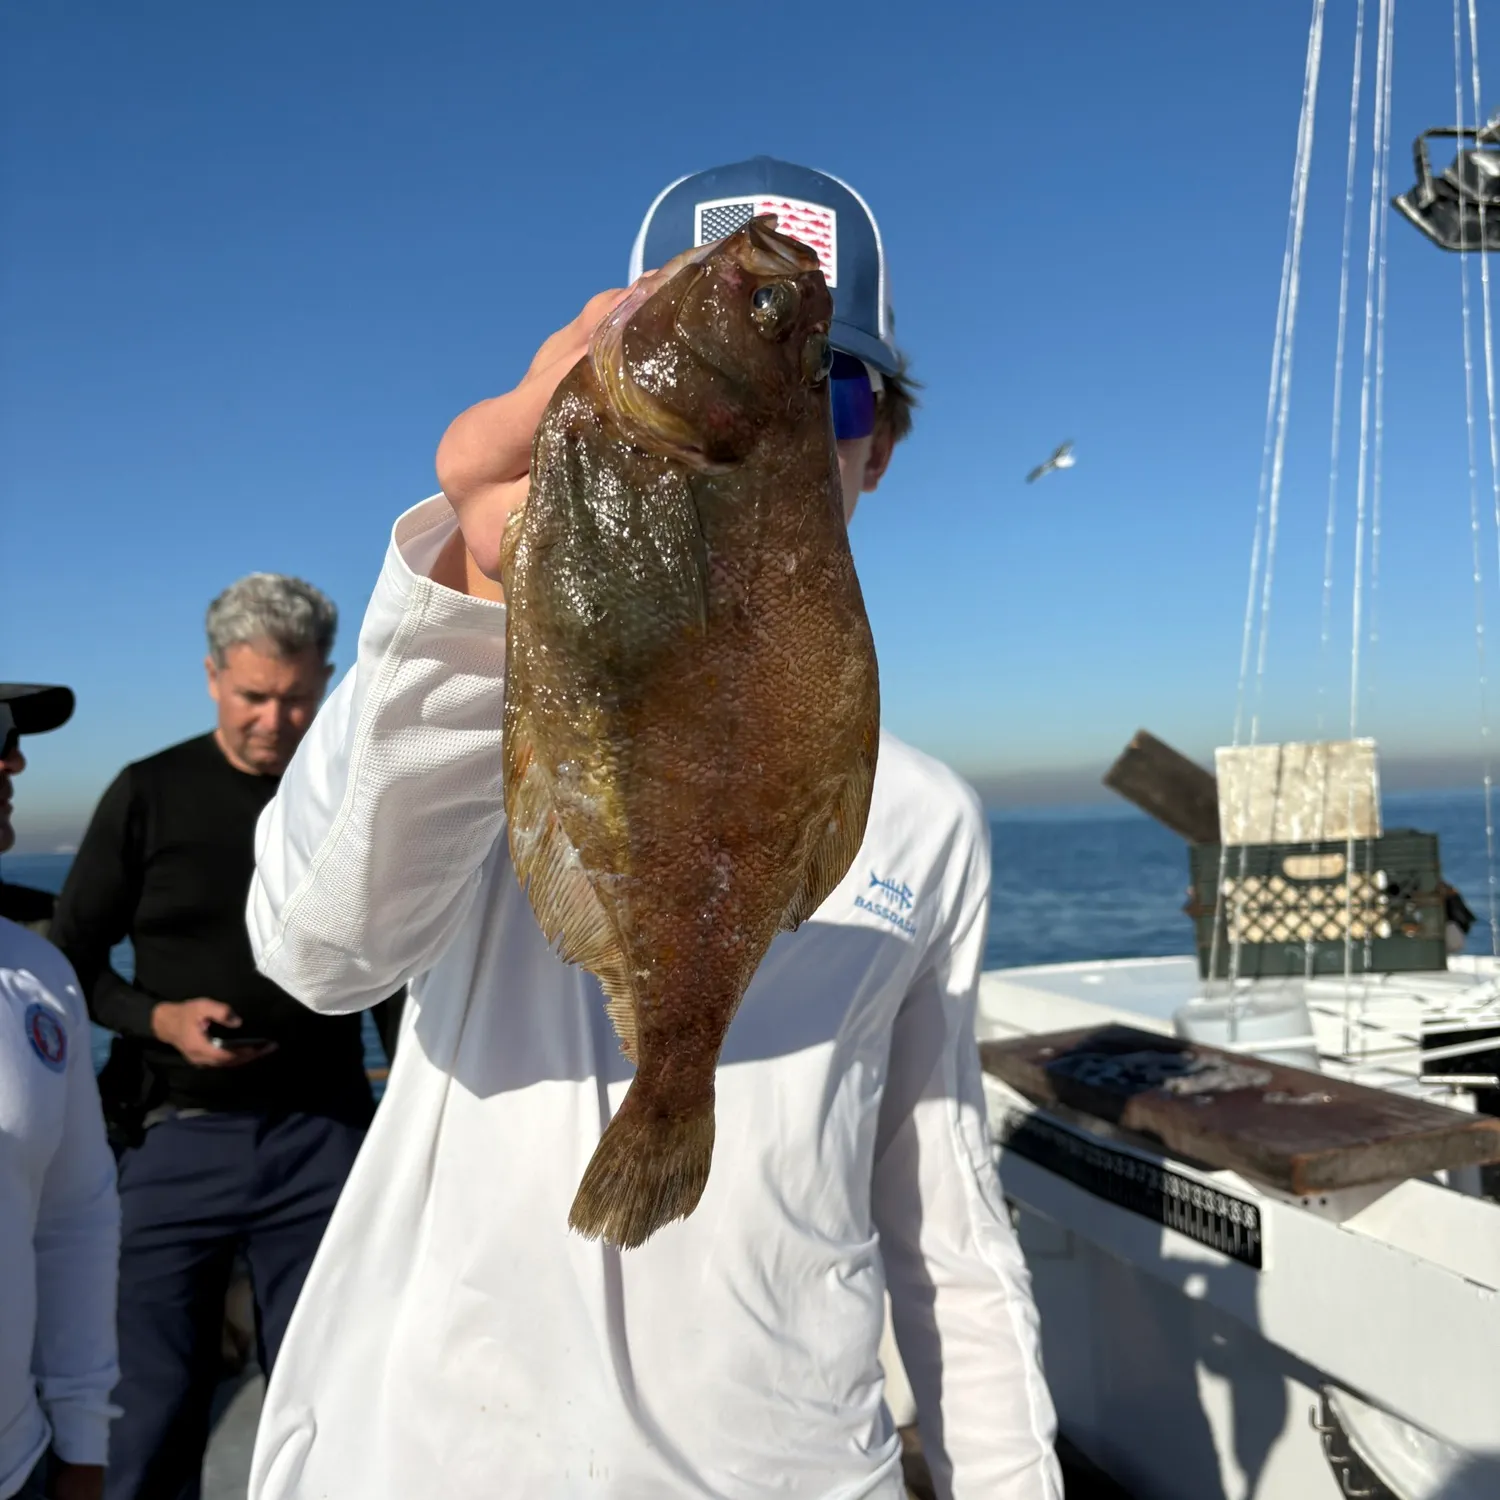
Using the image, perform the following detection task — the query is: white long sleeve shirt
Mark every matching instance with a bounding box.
[0,919,120,1500]
[246,496,1061,1500]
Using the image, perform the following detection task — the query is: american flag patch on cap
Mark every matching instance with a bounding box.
[694,197,838,286]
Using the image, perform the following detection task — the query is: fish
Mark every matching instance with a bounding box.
[1025,439,1075,483]
[499,215,880,1250]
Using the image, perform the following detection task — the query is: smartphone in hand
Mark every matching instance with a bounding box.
[205,1020,273,1050]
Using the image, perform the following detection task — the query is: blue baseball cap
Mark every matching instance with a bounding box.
[628,156,900,377]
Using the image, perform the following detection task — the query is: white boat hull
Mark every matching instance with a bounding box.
[971,956,1500,1500]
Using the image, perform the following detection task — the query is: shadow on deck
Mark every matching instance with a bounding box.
[203,1367,264,1500]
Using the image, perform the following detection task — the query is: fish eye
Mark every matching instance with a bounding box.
[801,333,833,385]
[751,280,800,338]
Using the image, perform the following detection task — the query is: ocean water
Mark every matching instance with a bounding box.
[7,788,1499,1075]
[985,789,1500,967]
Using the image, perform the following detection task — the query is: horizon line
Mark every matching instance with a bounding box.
[5,750,1498,858]
[956,748,1500,810]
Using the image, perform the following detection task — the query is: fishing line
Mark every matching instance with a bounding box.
[1345,0,1393,1005]
[1349,0,1392,751]
[1455,0,1500,955]
[1468,0,1500,956]
[1368,4,1395,726]
[1318,0,1367,741]
[1254,0,1327,752]
[1215,0,1327,1013]
[1306,0,1369,988]
[1362,0,1395,981]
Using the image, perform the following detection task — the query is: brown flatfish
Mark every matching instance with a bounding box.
[499,215,879,1249]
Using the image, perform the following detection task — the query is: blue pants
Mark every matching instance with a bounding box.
[104,1111,365,1500]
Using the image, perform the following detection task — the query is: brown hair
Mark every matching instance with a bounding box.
[875,353,921,446]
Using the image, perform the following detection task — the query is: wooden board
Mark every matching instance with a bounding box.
[1215,739,1381,847]
[980,1024,1500,1195]
[1101,729,1220,843]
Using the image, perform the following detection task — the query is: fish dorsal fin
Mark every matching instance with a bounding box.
[781,767,874,931]
[505,717,639,1063]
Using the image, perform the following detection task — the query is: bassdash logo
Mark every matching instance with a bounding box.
[855,872,917,937]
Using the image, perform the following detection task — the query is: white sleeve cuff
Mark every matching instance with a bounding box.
[45,1399,118,1466]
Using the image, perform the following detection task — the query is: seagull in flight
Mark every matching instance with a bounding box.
[1026,440,1075,484]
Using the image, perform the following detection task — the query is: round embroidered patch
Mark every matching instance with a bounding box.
[24,1003,67,1073]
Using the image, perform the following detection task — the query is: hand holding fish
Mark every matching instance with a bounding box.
[435,286,636,580]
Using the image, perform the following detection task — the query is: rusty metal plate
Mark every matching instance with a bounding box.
[981,1024,1500,1195]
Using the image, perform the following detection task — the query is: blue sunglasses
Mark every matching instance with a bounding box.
[830,352,880,442]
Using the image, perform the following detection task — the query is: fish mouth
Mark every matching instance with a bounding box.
[590,241,730,471]
[724,214,819,280]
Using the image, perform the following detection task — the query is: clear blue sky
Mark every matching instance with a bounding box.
[5,1,1500,850]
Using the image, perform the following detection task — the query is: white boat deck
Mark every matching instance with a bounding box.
[980,954,1195,1036]
[982,951,1500,1095]
[203,1370,262,1500]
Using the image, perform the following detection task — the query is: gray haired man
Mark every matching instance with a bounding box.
[51,575,390,1500]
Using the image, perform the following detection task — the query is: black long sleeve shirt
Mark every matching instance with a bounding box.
[51,733,376,1123]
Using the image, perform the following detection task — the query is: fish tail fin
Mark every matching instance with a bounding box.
[568,1086,715,1250]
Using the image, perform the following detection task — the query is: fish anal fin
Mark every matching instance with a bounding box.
[781,769,874,931]
[504,719,639,1063]
[599,970,639,1066]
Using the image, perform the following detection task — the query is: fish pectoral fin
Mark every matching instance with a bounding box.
[780,769,875,931]
[640,462,709,632]
[505,721,639,1063]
